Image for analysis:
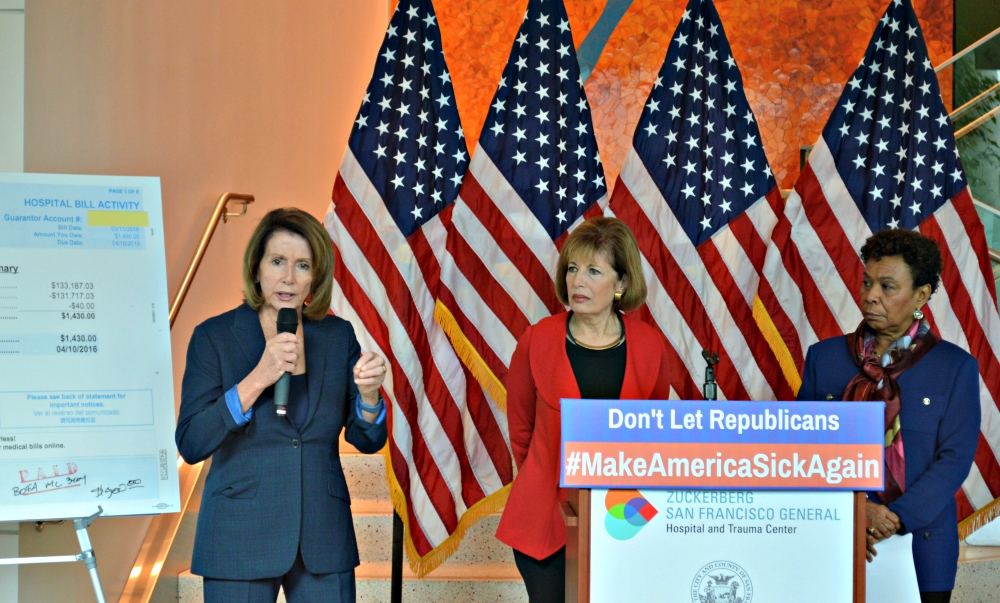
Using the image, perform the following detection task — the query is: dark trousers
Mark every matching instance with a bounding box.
[203,550,356,603]
[920,592,951,603]
[513,547,565,603]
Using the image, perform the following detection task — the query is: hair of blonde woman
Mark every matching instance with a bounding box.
[242,208,334,321]
[554,217,646,312]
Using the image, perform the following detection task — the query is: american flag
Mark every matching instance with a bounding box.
[766,0,1000,531]
[324,0,513,575]
[607,0,796,402]
[434,0,607,403]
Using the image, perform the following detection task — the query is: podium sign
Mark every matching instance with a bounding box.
[590,488,854,602]
[560,399,884,603]
[561,399,884,491]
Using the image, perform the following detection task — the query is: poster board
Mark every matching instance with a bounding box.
[0,172,180,521]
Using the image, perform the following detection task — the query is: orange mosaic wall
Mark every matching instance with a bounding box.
[425,0,953,190]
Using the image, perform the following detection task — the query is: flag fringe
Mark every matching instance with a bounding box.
[434,299,508,412]
[381,442,512,578]
[959,496,1000,541]
[751,295,803,396]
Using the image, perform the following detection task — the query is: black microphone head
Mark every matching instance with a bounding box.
[276,308,299,334]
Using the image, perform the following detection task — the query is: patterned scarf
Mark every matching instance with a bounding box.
[843,319,938,504]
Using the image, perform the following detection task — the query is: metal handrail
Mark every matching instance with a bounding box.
[935,25,1000,73]
[955,105,1000,141]
[975,198,1000,221]
[991,249,1000,287]
[168,193,254,327]
[935,28,1000,142]
[118,458,204,603]
[950,82,1000,123]
[120,193,253,603]
[971,201,1000,286]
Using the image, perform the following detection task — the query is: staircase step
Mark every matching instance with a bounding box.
[342,446,516,569]
[355,575,528,602]
[342,452,390,503]
[955,545,1000,603]
[355,513,513,567]
[179,571,288,603]
[356,561,521,581]
[179,568,528,603]
[181,545,1000,603]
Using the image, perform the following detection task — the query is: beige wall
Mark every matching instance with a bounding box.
[20,1,388,601]
[0,3,25,600]
[0,0,24,172]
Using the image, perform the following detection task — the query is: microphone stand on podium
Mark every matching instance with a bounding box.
[702,350,719,401]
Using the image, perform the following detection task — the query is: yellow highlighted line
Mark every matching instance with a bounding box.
[87,210,149,227]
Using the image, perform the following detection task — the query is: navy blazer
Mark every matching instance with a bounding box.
[176,304,387,580]
[798,335,980,592]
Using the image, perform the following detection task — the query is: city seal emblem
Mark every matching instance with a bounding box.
[691,560,753,603]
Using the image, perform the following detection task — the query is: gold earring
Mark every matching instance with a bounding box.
[614,291,622,301]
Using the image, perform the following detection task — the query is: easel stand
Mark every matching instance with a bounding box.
[0,507,107,603]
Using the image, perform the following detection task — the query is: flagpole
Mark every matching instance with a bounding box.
[391,511,403,603]
[385,4,403,600]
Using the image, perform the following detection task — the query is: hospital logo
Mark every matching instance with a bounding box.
[603,489,657,540]
[691,561,753,603]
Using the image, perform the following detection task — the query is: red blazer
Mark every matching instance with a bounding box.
[495,312,673,560]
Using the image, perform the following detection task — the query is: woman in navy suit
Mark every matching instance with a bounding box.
[797,229,980,603]
[176,208,388,603]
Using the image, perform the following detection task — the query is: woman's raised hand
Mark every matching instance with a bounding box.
[354,351,387,403]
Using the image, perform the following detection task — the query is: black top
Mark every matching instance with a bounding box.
[287,372,310,431]
[565,313,627,399]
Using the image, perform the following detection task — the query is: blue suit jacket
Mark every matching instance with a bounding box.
[175,304,387,579]
[798,335,980,591]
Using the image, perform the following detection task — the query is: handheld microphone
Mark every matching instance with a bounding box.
[274,308,299,416]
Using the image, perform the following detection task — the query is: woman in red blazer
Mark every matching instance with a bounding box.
[496,217,673,602]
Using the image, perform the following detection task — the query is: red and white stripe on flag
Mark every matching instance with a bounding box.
[437,150,606,405]
[325,0,512,576]
[610,153,796,402]
[607,0,797,403]
[765,0,1000,535]
[435,0,608,404]
[327,152,513,575]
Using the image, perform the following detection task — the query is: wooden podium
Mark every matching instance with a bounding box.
[560,489,869,603]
